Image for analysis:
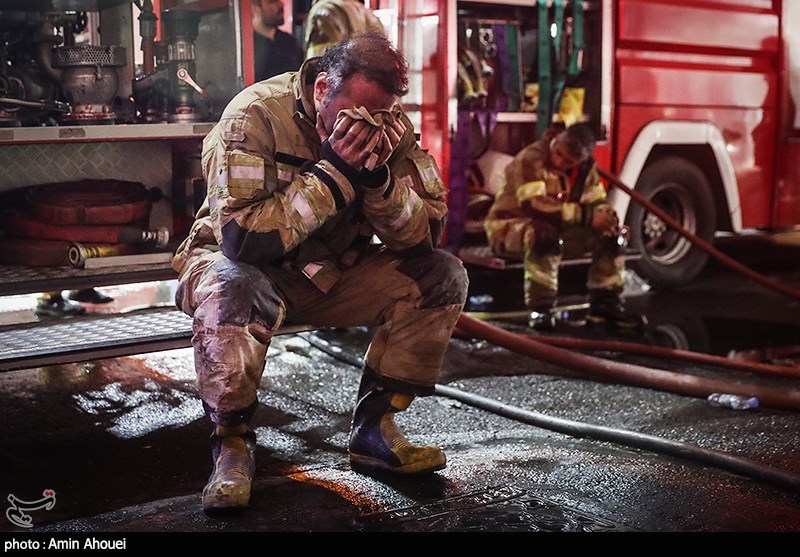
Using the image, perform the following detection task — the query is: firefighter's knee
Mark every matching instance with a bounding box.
[211,258,285,329]
[397,249,469,309]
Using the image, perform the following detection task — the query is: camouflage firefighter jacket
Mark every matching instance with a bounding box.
[172,58,448,294]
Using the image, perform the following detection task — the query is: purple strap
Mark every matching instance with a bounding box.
[445,109,474,253]
[493,24,511,112]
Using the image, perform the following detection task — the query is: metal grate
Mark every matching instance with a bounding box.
[0,307,192,372]
[0,262,177,297]
[51,45,127,67]
[0,307,312,372]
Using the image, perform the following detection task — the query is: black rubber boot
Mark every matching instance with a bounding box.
[35,294,85,317]
[68,288,114,304]
[527,303,557,331]
[202,429,256,513]
[587,289,647,331]
[349,374,446,476]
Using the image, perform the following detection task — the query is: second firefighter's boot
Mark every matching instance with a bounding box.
[202,428,256,513]
[587,289,647,330]
[349,375,446,475]
[528,302,557,331]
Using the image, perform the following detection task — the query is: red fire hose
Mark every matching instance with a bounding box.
[527,334,800,380]
[455,313,800,411]
[0,179,163,267]
[8,215,162,245]
[25,179,152,225]
[453,167,800,410]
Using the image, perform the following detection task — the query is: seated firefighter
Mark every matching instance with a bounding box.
[172,31,469,513]
[483,123,644,331]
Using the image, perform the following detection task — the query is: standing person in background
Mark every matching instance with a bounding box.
[252,0,303,82]
[304,0,385,59]
[484,123,645,332]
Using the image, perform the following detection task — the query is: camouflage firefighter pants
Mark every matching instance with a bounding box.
[524,225,626,308]
[174,246,469,426]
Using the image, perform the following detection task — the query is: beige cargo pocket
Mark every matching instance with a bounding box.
[407,150,446,197]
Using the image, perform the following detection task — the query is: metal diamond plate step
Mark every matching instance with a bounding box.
[0,262,177,297]
[0,306,193,372]
[0,306,312,373]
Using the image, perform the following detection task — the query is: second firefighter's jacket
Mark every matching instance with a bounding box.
[484,129,610,260]
[173,58,448,293]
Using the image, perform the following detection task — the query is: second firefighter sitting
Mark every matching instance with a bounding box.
[483,123,645,331]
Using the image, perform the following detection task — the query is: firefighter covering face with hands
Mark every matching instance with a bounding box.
[172,31,469,514]
[484,123,645,331]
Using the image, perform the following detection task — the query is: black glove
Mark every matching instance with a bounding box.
[357,165,389,189]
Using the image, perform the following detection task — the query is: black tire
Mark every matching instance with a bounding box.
[645,316,711,353]
[626,157,716,289]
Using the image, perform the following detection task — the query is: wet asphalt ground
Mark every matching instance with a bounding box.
[1,232,799,543]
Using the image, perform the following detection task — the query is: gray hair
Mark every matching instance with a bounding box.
[315,30,409,98]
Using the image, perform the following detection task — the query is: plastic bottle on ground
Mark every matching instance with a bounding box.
[706,392,759,410]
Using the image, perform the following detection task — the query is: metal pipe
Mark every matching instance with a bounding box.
[137,0,158,75]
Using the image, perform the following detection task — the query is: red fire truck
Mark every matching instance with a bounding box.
[608,0,798,288]
[400,0,800,289]
[2,0,797,285]
[0,0,798,369]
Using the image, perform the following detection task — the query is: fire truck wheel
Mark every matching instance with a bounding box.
[645,314,711,353]
[626,156,716,289]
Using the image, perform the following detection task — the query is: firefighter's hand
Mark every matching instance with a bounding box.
[317,112,384,171]
[591,206,620,237]
[371,116,406,168]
